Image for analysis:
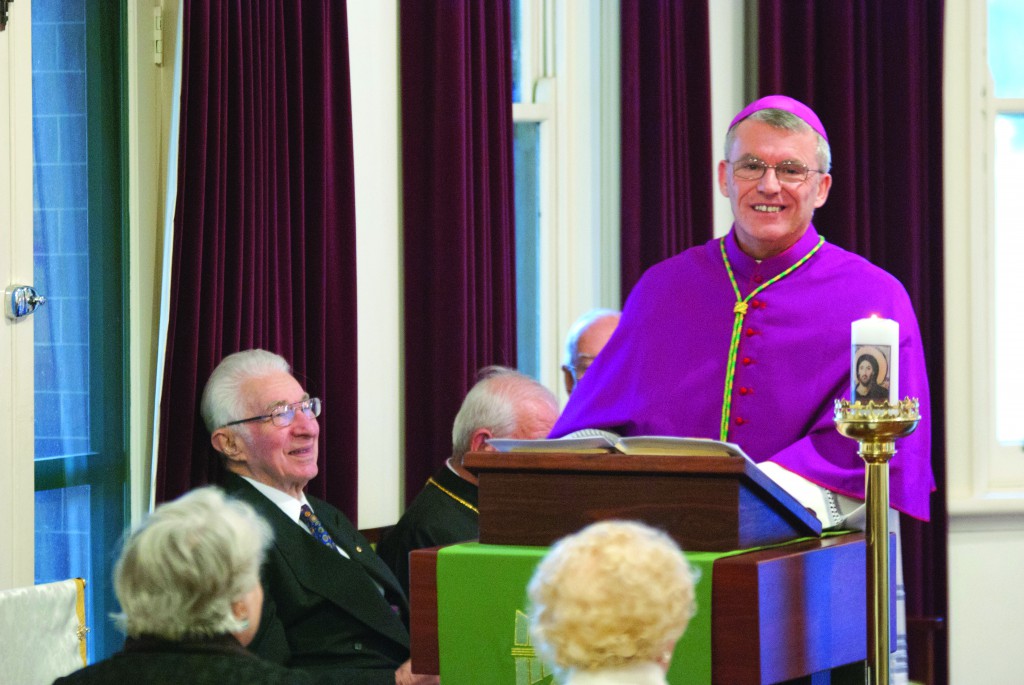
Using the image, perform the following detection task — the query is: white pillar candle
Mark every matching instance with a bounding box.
[851,316,899,404]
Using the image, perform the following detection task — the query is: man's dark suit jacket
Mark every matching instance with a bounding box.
[376,464,479,596]
[223,473,411,685]
[52,635,312,685]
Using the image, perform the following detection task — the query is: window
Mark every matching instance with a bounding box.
[511,0,620,401]
[945,0,1024,508]
[988,0,1024,447]
[514,121,543,379]
[512,0,554,385]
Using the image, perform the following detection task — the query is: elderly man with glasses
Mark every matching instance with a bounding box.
[201,349,437,685]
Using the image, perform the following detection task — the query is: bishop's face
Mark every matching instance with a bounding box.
[718,119,832,260]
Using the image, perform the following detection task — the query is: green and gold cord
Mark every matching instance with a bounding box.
[428,477,479,514]
[718,236,825,441]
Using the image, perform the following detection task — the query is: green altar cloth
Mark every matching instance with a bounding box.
[436,542,739,685]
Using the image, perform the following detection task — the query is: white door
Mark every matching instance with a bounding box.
[0,1,36,590]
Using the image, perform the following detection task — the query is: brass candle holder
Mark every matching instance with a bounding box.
[834,398,920,685]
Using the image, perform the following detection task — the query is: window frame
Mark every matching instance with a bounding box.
[945,0,1024,513]
[513,0,620,403]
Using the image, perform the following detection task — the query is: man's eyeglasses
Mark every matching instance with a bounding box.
[563,354,597,387]
[729,159,825,184]
[224,397,322,428]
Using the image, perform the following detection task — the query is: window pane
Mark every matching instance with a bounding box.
[989,0,1024,98]
[35,486,96,657]
[514,122,541,379]
[32,2,98,664]
[512,0,523,102]
[993,114,1024,443]
[33,0,90,460]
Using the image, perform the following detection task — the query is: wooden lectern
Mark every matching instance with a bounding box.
[410,451,882,684]
[466,450,821,550]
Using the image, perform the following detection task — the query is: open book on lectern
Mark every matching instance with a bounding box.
[486,432,749,459]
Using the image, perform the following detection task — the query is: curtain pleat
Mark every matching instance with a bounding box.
[758,2,948,682]
[399,0,517,504]
[156,0,360,517]
[620,0,714,298]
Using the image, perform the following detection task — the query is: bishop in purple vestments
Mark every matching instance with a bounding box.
[550,95,934,522]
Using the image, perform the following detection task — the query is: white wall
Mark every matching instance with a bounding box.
[708,0,747,238]
[949,519,1024,682]
[347,0,404,528]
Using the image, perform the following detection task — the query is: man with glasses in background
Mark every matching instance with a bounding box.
[202,349,437,685]
[560,308,620,395]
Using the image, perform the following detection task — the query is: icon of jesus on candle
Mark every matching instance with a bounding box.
[853,346,891,404]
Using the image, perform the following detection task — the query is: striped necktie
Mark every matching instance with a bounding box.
[299,504,338,551]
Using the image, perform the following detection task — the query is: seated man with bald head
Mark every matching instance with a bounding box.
[376,366,559,594]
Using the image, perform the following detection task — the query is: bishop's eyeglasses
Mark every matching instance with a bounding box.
[224,397,322,428]
[729,158,825,185]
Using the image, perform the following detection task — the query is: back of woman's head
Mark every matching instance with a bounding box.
[527,520,698,673]
[113,486,272,640]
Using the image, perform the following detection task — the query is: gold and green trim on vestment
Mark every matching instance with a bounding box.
[718,236,825,441]
[428,477,479,514]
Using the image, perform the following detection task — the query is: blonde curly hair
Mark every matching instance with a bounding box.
[527,520,698,673]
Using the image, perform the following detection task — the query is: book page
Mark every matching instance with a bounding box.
[485,436,616,453]
[613,435,748,458]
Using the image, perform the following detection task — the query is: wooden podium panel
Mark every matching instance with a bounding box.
[409,547,442,675]
[410,534,873,683]
[711,534,893,684]
[464,451,821,552]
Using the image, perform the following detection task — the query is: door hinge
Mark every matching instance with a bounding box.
[153,6,164,65]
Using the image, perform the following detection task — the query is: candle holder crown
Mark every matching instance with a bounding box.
[834,398,920,463]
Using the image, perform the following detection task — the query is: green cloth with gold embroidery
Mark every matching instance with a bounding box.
[436,542,740,685]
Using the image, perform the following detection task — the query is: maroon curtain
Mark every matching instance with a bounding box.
[399,1,517,503]
[620,0,714,299]
[155,1,360,517]
[758,2,948,682]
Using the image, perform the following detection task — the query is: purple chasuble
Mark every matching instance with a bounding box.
[550,226,935,521]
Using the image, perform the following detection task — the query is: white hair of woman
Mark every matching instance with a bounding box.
[528,520,698,684]
[112,486,272,642]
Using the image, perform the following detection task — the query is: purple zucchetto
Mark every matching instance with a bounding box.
[728,94,828,143]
